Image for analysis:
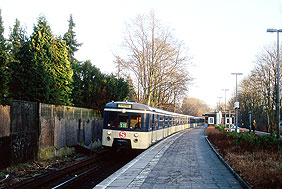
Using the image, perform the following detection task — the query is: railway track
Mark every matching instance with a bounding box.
[7,150,109,189]
[6,149,142,189]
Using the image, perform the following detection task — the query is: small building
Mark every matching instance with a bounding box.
[202,111,234,126]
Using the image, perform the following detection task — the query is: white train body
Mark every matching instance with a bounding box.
[102,102,204,150]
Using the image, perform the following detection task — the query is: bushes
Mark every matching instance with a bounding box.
[215,125,228,132]
[209,126,282,188]
[224,129,282,150]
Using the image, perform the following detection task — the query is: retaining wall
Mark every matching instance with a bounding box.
[0,101,103,168]
[39,104,103,159]
[0,105,10,168]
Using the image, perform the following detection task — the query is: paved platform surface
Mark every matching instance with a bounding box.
[95,126,243,188]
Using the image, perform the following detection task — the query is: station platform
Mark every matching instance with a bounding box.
[95,125,243,188]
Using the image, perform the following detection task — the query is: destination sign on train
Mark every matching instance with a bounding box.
[117,104,132,109]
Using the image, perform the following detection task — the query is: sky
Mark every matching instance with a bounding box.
[1,0,282,108]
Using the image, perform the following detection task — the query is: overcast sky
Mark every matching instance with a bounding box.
[1,0,282,108]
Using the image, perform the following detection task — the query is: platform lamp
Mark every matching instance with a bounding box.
[267,28,282,146]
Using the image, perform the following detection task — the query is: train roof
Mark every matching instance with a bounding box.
[105,101,194,118]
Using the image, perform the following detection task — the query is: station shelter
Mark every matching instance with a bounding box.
[202,111,234,127]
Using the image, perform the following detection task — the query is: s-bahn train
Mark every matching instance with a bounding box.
[102,101,204,150]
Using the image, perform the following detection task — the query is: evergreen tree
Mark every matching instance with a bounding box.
[50,37,73,105]
[105,75,129,102]
[63,14,82,105]
[63,14,82,64]
[7,19,28,100]
[78,60,104,109]
[73,60,129,113]
[7,19,27,62]
[0,10,9,105]
[28,16,73,105]
[29,16,54,103]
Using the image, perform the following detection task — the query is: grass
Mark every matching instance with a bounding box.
[206,126,282,188]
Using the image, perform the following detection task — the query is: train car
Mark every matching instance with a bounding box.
[102,101,203,150]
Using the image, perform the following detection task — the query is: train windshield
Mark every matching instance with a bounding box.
[105,111,142,130]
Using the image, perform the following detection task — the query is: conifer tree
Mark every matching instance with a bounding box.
[0,10,9,105]
[63,14,81,65]
[28,16,73,105]
[50,37,73,105]
[29,16,54,103]
[7,19,27,62]
[63,14,82,106]
[7,19,28,100]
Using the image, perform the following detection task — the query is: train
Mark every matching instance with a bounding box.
[102,101,204,150]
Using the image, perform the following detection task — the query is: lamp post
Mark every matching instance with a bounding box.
[231,73,243,133]
[217,97,222,125]
[267,28,282,145]
[249,111,252,133]
[222,89,229,126]
[217,96,222,111]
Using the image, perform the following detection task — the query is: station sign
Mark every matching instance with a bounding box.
[234,102,240,109]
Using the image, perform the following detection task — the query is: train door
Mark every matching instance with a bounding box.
[151,113,157,143]
[163,116,167,138]
[158,115,163,140]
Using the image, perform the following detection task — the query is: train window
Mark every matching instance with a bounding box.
[152,114,155,128]
[130,115,141,130]
[154,115,159,127]
[118,115,128,128]
[159,116,164,128]
[106,112,118,128]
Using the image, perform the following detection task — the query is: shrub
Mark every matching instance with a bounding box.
[227,132,282,150]
[215,125,227,132]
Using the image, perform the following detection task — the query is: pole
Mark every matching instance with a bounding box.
[229,110,231,128]
[267,28,281,149]
[222,89,229,126]
[235,74,238,131]
[231,73,243,133]
[224,91,226,126]
[276,31,280,146]
[249,111,252,134]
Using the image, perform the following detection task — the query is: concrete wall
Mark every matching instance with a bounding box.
[38,104,103,159]
[0,105,10,137]
[0,101,103,168]
[10,101,39,164]
[0,105,10,168]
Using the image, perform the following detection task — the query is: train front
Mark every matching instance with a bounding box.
[102,102,151,150]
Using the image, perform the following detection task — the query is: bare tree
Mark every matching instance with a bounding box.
[115,11,192,109]
[181,97,211,117]
[234,43,282,132]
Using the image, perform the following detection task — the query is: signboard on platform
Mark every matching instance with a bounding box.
[234,102,239,109]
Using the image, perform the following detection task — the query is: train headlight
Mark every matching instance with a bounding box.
[134,138,138,143]
[134,133,139,137]
[107,131,111,135]
[107,136,111,141]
